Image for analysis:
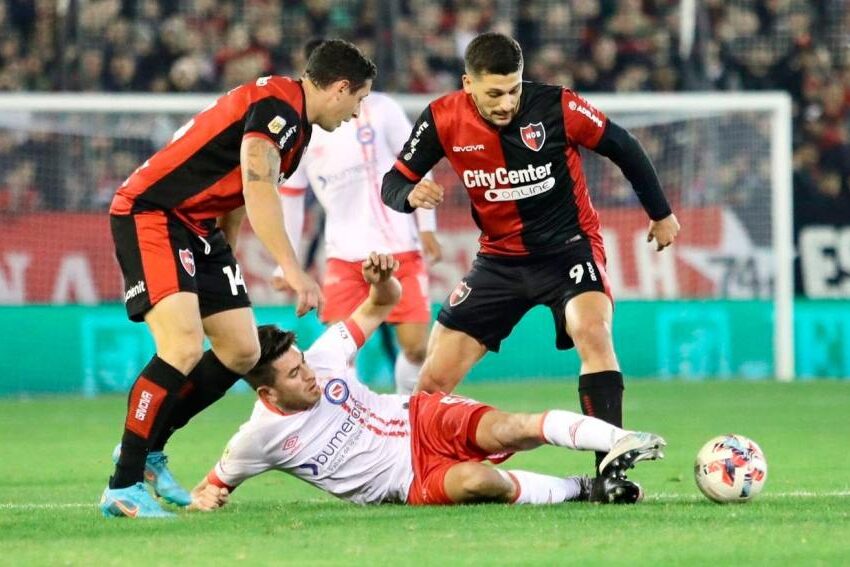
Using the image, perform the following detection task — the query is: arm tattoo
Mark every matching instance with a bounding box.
[244,139,280,183]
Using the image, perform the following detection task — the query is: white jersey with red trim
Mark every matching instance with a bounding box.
[281,92,435,261]
[210,321,414,504]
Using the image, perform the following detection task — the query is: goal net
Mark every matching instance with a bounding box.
[0,91,792,387]
[395,92,794,380]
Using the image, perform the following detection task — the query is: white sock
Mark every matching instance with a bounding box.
[498,469,584,504]
[541,409,630,452]
[394,353,421,395]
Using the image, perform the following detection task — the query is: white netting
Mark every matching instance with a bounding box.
[395,93,785,301]
[0,93,788,305]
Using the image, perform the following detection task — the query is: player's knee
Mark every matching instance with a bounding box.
[571,319,614,356]
[417,369,451,393]
[488,413,538,450]
[217,337,261,375]
[461,468,510,500]
[159,341,205,373]
[401,344,427,365]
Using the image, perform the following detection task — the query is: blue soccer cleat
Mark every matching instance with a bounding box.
[99,482,176,518]
[112,444,192,507]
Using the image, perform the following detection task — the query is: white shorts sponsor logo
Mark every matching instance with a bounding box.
[124,280,146,302]
[484,178,556,202]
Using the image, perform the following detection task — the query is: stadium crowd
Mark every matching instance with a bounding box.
[0,0,848,220]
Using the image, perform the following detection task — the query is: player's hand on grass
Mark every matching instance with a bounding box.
[362,252,399,284]
[188,480,230,512]
[407,179,444,210]
[286,269,325,317]
[647,213,680,252]
[419,231,443,265]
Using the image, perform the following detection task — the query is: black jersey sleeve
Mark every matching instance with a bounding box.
[594,120,672,221]
[243,97,302,153]
[382,106,445,213]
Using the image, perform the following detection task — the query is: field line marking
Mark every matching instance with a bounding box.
[649,490,850,501]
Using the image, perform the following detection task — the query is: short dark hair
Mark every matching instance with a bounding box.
[303,37,326,61]
[464,32,524,76]
[304,38,377,92]
[244,325,296,390]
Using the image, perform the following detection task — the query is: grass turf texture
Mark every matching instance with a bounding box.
[1,380,848,565]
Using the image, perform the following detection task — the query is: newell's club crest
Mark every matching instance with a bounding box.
[520,122,546,152]
[179,248,195,276]
[449,281,472,307]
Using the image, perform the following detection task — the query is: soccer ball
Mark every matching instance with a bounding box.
[694,434,767,503]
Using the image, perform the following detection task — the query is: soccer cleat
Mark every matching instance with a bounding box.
[588,475,644,504]
[99,482,176,518]
[112,444,192,507]
[598,432,666,478]
[576,475,644,504]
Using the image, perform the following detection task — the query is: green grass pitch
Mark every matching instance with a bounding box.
[1,380,848,565]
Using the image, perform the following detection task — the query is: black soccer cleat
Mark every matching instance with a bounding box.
[576,475,644,504]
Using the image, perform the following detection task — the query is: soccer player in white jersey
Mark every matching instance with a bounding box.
[191,252,666,510]
[272,40,441,396]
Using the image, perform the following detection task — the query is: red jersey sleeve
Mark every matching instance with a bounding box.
[562,89,608,150]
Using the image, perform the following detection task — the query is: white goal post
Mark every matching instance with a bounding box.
[0,91,794,380]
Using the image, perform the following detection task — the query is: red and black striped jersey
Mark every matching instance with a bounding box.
[392,81,608,259]
[110,76,312,235]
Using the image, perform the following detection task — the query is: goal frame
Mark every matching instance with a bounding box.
[0,91,794,380]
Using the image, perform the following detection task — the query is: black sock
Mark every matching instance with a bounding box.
[149,350,242,452]
[110,356,187,489]
[578,370,625,472]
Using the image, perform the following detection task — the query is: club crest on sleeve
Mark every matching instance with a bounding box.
[267,115,287,134]
[324,378,350,405]
[449,281,472,307]
[178,249,195,276]
[357,125,375,144]
[520,122,546,151]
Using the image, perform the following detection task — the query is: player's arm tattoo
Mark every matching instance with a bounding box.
[242,137,280,185]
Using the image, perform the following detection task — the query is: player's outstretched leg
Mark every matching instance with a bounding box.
[112,444,192,507]
[99,483,176,519]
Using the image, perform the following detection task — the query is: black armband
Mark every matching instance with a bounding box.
[381,168,417,213]
[595,121,672,221]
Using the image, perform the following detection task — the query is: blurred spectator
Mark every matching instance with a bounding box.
[0,0,845,219]
[0,160,40,213]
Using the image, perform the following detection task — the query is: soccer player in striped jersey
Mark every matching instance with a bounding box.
[100,40,376,519]
[189,253,666,510]
[382,33,680,481]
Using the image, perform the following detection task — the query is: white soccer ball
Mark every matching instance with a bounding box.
[694,434,767,503]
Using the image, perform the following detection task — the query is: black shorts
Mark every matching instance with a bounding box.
[437,238,611,352]
[110,211,251,322]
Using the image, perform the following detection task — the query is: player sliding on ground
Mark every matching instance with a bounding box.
[190,253,665,511]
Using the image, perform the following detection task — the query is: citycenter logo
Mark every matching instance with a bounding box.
[461,162,555,201]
